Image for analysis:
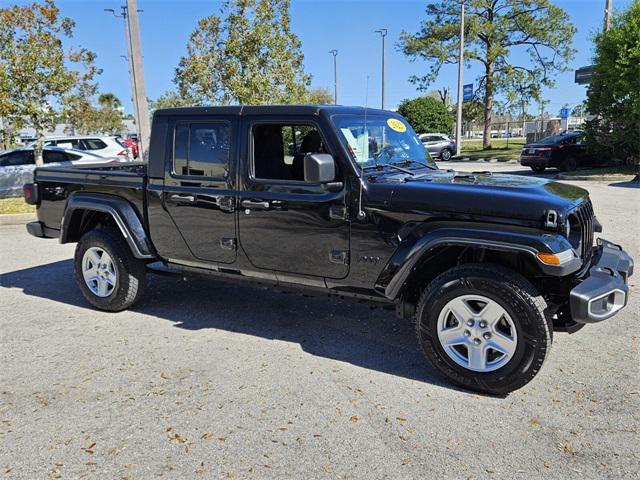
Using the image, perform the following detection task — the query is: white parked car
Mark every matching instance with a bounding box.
[0,146,128,198]
[31,135,133,160]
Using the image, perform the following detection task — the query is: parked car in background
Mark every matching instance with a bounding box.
[520,132,603,172]
[31,135,132,160]
[122,138,139,158]
[419,133,456,161]
[0,146,130,198]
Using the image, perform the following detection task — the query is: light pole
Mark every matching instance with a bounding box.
[604,0,613,31]
[375,28,387,110]
[454,0,465,157]
[329,50,338,105]
[104,2,150,160]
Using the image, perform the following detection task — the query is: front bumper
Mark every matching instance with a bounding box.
[570,238,634,323]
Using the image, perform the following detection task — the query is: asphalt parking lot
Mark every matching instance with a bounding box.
[1,167,639,479]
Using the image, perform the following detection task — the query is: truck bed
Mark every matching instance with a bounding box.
[33,163,148,236]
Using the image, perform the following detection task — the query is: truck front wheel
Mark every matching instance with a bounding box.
[415,264,552,395]
[74,228,146,312]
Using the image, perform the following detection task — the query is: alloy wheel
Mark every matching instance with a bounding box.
[436,294,518,372]
[82,247,117,297]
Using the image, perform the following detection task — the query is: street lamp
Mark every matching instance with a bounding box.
[375,28,387,110]
[328,50,338,105]
[454,1,465,157]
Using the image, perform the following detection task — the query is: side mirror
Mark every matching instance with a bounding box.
[304,153,335,183]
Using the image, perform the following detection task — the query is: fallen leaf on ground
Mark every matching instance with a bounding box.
[350,415,360,422]
[82,442,96,453]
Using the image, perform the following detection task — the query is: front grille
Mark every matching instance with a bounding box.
[573,199,594,261]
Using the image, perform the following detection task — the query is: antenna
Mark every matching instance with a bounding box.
[357,76,370,220]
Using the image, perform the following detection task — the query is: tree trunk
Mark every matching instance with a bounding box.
[482,62,494,149]
[34,131,44,167]
[521,100,527,140]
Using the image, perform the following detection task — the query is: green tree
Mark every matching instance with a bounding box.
[150,91,195,110]
[63,93,125,135]
[0,0,100,164]
[397,96,454,134]
[571,100,588,118]
[307,87,334,104]
[175,0,310,105]
[399,0,575,148]
[460,99,484,130]
[585,0,640,166]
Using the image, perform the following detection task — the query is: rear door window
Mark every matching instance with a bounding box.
[0,151,34,167]
[56,139,84,150]
[43,150,71,163]
[173,122,231,178]
[82,138,108,150]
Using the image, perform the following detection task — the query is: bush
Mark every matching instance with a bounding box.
[397,96,453,135]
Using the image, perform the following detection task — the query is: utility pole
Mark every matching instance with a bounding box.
[105,1,151,161]
[329,50,338,105]
[604,0,613,31]
[375,29,387,110]
[454,0,465,157]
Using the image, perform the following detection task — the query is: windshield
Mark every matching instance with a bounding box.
[332,114,436,169]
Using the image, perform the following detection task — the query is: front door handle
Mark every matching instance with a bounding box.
[169,194,196,204]
[241,199,270,210]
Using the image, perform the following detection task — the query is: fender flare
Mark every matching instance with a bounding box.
[374,225,576,300]
[61,193,155,259]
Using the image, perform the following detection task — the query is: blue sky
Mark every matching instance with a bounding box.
[13,0,633,116]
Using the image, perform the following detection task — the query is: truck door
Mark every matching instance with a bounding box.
[237,116,350,279]
[161,117,237,264]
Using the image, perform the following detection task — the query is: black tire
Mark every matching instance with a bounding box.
[415,264,552,395]
[440,148,452,161]
[561,157,577,172]
[74,228,146,312]
[531,165,546,173]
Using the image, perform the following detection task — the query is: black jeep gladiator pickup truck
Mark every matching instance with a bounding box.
[24,105,634,394]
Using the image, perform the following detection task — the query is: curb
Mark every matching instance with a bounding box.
[0,213,36,226]
[554,173,638,182]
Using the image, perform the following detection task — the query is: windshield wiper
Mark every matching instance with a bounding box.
[362,163,415,175]
[390,159,437,170]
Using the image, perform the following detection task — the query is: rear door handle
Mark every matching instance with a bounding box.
[169,194,196,204]
[241,199,270,210]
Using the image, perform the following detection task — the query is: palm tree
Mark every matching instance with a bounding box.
[97,93,122,110]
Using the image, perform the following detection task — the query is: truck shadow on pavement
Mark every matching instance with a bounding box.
[1,259,455,390]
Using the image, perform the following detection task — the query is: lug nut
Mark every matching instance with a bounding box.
[479,320,487,328]
[464,330,471,337]
[466,320,474,327]
[473,338,481,345]
[483,332,492,340]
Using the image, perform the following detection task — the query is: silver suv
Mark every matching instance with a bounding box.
[419,133,456,161]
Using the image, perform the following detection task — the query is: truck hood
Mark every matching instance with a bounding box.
[379,170,588,223]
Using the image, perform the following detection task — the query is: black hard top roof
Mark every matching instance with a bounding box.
[153,104,392,117]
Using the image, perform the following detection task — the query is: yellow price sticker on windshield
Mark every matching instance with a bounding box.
[387,118,406,133]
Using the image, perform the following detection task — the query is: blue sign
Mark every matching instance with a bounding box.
[560,107,570,119]
[463,83,474,102]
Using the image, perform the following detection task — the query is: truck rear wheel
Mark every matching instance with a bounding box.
[74,228,146,312]
[415,264,552,395]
